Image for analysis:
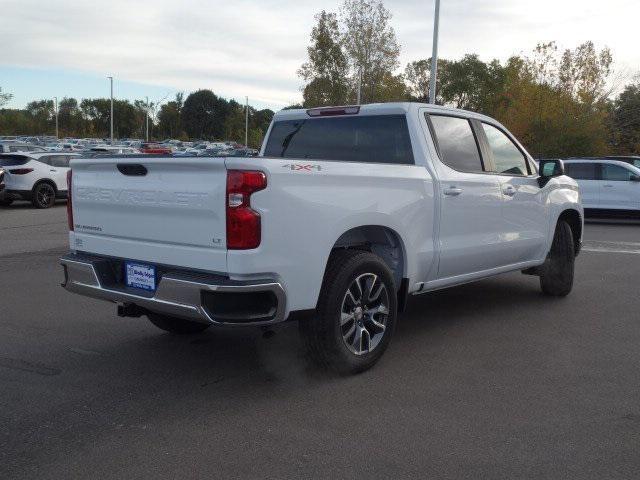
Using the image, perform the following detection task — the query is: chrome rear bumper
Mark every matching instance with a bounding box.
[60,253,286,326]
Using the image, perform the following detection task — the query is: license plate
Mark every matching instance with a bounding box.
[125,262,156,291]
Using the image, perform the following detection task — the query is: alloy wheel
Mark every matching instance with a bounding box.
[340,273,390,355]
[37,184,55,207]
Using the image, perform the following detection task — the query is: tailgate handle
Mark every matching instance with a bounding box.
[117,164,148,176]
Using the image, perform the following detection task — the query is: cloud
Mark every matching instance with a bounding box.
[1,0,639,108]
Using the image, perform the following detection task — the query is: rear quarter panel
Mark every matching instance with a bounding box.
[225,156,435,314]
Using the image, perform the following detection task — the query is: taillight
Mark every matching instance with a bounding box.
[66,170,74,231]
[226,170,266,249]
[8,168,34,175]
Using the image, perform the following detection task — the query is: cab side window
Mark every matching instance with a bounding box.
[428,115,484,173]
[602,164,635,181]
[482,123,529,176]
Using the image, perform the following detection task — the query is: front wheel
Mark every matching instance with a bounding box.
[539,220,575,296]
[0,199,13,207]
[300,249,398,374]
[147,313,211,334]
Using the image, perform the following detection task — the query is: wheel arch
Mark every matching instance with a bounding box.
[32,178,58,193]
[328,225,409,312]
[557,208,582,256]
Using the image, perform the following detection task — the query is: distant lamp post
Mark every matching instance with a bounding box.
[245,96,249,147]
[429,0,441,104]
[107,76,114,144]
[54,96,59,139]
[146,96,149,142]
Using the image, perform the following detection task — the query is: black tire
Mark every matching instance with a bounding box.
[0,199,13,207]
[147,313,210,334]
[300,249,398,374]
[539,220,575,296]
[31,182,56,209]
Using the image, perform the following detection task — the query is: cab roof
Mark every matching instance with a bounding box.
[274,102,495,123]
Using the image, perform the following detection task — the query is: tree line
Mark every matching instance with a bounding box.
[0,90,274,148]
[2,0,640,156]
[294,0,640,157]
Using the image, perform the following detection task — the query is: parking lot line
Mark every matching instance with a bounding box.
[582,240,640,254]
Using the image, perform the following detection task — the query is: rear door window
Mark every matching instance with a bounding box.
[264,115,414,164]
[565,162,598,180]
[428,115,484,173]
[481,123,529,175]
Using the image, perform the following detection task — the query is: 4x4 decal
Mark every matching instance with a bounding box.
[282,163,322,172]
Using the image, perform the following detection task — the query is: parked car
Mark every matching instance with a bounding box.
[0,152,80,207]
[172,149,199,157]
[227,148,258,157]
[61,143,85,152]
[43,142,65,152]
[86,146,139,155]
[60,103,583,374]
[196,147,227,157]
[0,167,5,199]
[565,155,640,170]
[140,143,173,154]
[0,142,46,153]
[564,159,640,216]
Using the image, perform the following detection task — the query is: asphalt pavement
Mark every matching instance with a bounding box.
[1,202,639,479]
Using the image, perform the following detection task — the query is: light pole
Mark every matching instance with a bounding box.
[107,76,114,144]
[429,0,440,104]
[54,96,59,139]
[145,96,149,141]
[245,96,249,147]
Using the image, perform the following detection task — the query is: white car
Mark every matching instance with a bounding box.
[87,146,140,155]
[0,152,80,208]
[564,159,640,216]
[61,103,583,373]
[43,142,65,152]
[0,142,46,153]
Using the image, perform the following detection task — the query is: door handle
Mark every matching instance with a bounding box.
[603,184,613,188]
[503,185,517,196]
[443,186,462,196]
[50,169,57,172]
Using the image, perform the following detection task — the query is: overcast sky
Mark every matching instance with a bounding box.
[2,0,639,111]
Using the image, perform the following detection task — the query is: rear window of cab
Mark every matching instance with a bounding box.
[264,114,414,165]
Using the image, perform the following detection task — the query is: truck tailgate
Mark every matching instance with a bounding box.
[69,157,227,273]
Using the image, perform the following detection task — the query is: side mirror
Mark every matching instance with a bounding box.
[538,159,565,187]
[630,174,640,182]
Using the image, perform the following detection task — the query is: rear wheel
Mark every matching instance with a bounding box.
[32,183,56,209]
[300,249,398,374]
[147,313,210,334]
[539,220,575,296]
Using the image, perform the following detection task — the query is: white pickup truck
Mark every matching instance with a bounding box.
[61,103,583,373]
